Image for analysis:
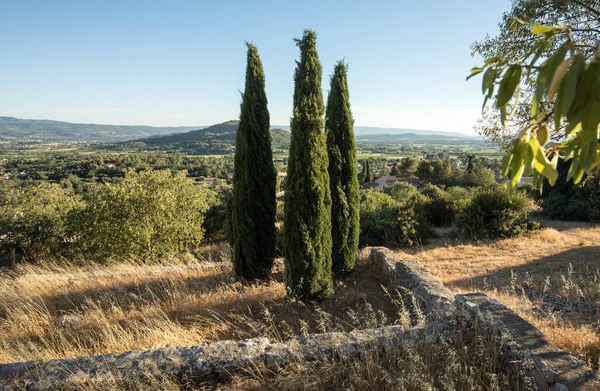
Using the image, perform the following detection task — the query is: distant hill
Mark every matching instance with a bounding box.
[0,116,203,143]
[130,120,291,154]
[355,132,484,144]
[273,124,476,139]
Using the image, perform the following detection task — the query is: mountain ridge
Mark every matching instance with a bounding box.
[0,116,477,144]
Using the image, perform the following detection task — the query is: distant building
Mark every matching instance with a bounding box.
[276,191,285,201]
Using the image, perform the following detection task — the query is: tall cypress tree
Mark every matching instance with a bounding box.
[325,61,360,275]
[284,30,332,300]
[230,43,277,280]
[364,159,375,183]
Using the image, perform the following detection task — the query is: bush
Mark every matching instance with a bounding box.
[71,170,213,260]
[460,165,496,188]
[416,159,457,187]
[539,163,600,222]
[359,189,433,247]
[202,190,228,240]
[446,186,473,217]
[0,183,83,263]
[455,187,538,239]
[420,184,454,227]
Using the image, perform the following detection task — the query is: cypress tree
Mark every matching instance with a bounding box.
[230,43,277,280]
[325,61,360,275]
[284,30,332,300]
[364,159,375,183]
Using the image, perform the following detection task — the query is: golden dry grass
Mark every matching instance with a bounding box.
[0,244,403,364]
[397,220,600,371]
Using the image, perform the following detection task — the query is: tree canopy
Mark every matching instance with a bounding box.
[469,0,600,188]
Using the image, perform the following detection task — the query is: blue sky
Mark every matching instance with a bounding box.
[0,0,509,134]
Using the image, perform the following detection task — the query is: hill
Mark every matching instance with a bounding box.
[273,124,476,139]
[355,132,484,144]
[129,120,291,154]
[0,116,202,143]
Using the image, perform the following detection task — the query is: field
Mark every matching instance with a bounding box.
[1,220,598,389]
[398,220,600,372]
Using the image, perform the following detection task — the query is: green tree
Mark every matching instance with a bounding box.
[362,159,375,183]
[416,159,457,187]
[0,183,83,262]
[230,43,277,280]
[325,61,360,275]
[284,30,332,300]
[73,169,212,260]
[471,0,600,148]
[392,157,419,177]
[469,1,600,187]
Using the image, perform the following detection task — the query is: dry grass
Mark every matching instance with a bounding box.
[0,244,407,364]
[397,220,600,372]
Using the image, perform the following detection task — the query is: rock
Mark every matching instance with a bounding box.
[54,313,82,328]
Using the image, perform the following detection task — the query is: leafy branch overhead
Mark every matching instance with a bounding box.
[469,19,600,188]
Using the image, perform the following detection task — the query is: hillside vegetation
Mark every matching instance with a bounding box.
[0,116,200,143]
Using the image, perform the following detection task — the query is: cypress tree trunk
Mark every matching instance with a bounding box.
[325,61,360,275]
[284,30,332,300]
[230,43,277,280]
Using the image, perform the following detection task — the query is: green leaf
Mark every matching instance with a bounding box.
[532,41,571,117]
[581,97,600,145]
[466,66,485,81]
[549,58,571,98]
[496,65,523,107]
[531,24,562,35]
[537,124,549,146]
[502,154,512,177]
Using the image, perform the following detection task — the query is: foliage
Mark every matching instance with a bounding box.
[469,1,600,188]
[0,183,83,263]
[539,160,600,221]
[230,43,277,280]
[325,61,360,274]
[284,30,332,301]
[391,157,419,177]
[471,0,600,149]
[359,189,433,247]
[446,186,474,217]
[460,164,497,188]
[455,186,538,239]
[415,159,457,187]
[420,184,454,227]
[203,191,229,240]
[72,170,212,260]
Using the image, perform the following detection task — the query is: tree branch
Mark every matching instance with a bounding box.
[573,0,600,19]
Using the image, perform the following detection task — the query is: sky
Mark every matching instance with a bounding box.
[0,0,510,135]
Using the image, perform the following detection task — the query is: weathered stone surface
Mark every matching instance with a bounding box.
[367,247,455,317]
[0,322,449,390]
[456,293,600,391]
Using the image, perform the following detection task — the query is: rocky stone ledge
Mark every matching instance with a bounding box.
[456,293,600,391]
[0,322,449,390]
[367,246,455,317]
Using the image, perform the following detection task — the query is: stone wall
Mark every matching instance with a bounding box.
[457,293,600,391]
[368,246,455,317]
[0,322,449,390]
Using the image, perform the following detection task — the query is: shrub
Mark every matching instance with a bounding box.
[415,159,457,187]
[72,169,212,260]
[359,190,433,247]
[446,186,473,217]
[384,182,425,205]
[460,165,496,188]
[455,187,538,239]
[420,184,454,227]
[0,183,83,263]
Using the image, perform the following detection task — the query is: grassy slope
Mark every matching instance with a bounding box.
[397,220,600,371]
